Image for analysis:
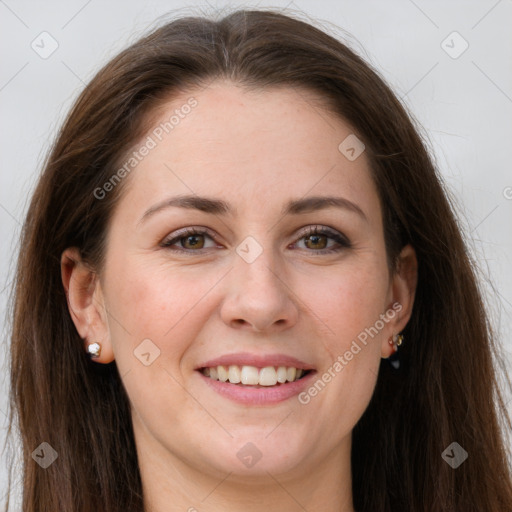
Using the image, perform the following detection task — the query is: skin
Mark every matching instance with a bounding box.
[61,80,417,512]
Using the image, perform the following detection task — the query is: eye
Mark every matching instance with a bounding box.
[161,227,218,252]
[161,225,351,254]
[291,225,351,255]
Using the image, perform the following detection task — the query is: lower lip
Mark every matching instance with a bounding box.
[197,370,317,405]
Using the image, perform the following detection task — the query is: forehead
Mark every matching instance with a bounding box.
[113,81,381,225]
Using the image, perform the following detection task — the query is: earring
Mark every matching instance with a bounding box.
[387,333,403,370]
[388,333,403,353]
[86,342,101,358]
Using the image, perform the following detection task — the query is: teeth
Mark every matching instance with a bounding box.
[228,365,241,383]
[276,366,288,383]
[201,365,308,386]
[259,367,277,386]
[241,365,260,385]
[217,365,228,382]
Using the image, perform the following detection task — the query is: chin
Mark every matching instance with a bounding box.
[200,432,309,478]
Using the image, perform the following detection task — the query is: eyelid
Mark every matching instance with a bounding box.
[163,225,217,240]
[295,225,348,243]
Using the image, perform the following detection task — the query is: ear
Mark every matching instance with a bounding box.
[381,244,418,358]
[61,247,115,363]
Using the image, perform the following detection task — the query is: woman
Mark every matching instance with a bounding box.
[7,8,512,512]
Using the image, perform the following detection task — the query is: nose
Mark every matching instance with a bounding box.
[220,246,299,333]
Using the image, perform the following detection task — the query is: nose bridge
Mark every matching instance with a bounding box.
[221,233,298,332]
[234,235,283,299]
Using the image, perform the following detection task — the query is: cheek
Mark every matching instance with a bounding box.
[303,263,388,414]
[103,257,219,368]
[102,258,221,426]
[316,263,389,350]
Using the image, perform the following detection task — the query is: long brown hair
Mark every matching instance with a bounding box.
[6,8,512,511]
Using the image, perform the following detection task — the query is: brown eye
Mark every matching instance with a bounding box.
[294,226,351,255]
[162,228,216,252]
[303,233,328,250]
[162,225,350,255]
[181,234,205,250]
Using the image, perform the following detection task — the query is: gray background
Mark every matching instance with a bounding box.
[1,0,511,507]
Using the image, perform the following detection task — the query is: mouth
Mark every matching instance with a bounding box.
[197,365,314,388]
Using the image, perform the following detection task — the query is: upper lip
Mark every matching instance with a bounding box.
[195,352,316,371]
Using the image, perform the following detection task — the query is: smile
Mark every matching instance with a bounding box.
[200,364,311,386]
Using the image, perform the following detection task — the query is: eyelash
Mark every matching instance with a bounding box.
[160,225,351,255]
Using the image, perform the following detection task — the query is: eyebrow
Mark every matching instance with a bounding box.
[138,194,368,225]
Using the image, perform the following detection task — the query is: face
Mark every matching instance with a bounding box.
[65,80,416,483]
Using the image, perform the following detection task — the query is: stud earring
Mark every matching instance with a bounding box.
[388,333,403,353]
[386,333,404,370]
[86,342,101,358]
